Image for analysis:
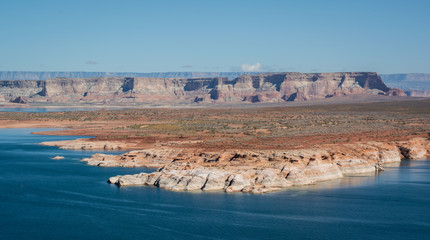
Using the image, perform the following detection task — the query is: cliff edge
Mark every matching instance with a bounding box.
[0,72,405,104]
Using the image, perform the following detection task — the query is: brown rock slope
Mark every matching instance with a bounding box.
[0,72,405,104]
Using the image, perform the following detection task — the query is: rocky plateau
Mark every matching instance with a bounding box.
[0,72,406,104]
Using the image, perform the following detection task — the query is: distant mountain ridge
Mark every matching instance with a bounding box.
[380,73,430,97]
[0,72,405,104]
[380,73,430,90]
[1,71,428,91]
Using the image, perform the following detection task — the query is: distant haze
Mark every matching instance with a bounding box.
[380,74,430,90]
[0,71,258,81]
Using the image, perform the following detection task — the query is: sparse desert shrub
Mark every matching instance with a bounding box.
[127,124,144,129]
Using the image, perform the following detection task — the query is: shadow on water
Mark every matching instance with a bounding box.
[400,159,413,167]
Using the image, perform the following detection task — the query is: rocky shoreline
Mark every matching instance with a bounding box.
[40,138,129,150]
[68,137,430,194]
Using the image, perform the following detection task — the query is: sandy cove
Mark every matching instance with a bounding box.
[41,137,430,194]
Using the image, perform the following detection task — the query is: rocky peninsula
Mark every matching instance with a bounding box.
[73,138,428,193]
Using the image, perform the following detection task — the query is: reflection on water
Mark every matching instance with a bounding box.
[384,161,402,168]
[400,159,413,167]
[290,172,378,192]
[289,162,407,192]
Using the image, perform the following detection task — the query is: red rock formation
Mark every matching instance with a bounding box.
[386,88,407,96]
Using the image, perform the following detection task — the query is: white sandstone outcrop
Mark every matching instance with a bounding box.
[40,139,126,150]
[85,137,430,193]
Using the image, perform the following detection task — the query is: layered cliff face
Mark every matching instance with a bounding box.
[0,72,404,104]
[0,80,44,100]
[1,71,427,92]
[220,72,394,102]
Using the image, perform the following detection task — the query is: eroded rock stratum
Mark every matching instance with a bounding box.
[0,72,405,104]
[74,138,430,193]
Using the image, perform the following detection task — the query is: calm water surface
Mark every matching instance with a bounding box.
[0,107,128,112]
[0,128,429,240]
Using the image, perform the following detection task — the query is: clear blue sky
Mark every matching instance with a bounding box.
[1,0,429,73]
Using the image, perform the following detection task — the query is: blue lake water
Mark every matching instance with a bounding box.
[0,128,429,239]
[0,107,125,113]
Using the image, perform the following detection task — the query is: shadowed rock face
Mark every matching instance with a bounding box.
[0,72,402,104]
[0,80,44,99]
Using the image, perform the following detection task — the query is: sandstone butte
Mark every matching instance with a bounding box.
[40,137,430,194]
[0,72,405,104]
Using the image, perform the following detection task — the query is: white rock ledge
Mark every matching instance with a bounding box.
[97,138,430,193]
